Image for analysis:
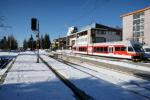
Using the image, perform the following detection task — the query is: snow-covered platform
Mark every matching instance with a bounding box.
[0,51,75,100]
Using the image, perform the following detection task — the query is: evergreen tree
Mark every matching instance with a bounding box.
[1,36,8,50]
[49,35,51,48]
[23,39,28,50]
[28,35,34,50]
[33,40,36,50]
[40,35,44,49]
[0,35,18,50]
[7,36,11,50]
[23,35,37,51]
[9,35,18,50]
[44,34,50,49]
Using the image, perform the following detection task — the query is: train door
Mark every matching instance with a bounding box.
[109,46,114,56]
[87,46,93,55]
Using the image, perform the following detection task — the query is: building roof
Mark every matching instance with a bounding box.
[53,37,66,42]
[121,6,150,18]
[67,23,122,38]
[80,23,121,31]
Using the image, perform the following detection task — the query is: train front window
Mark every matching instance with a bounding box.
[133,46,143,52]
[145,48,150,52]
[128,47,134,52]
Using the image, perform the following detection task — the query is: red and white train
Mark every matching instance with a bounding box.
[72,40,144,60]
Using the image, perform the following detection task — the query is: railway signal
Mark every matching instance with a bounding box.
[31,18,37,31]
[31,18,40,63]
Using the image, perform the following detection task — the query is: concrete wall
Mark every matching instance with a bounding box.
[144,9,150,45]
[122,15,133,41]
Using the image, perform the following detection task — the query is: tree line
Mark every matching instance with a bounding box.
[0,35,18,50]
[23,33,51,50]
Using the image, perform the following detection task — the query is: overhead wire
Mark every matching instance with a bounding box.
[69,0,111,25]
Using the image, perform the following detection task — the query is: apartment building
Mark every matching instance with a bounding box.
[121,6,150,45]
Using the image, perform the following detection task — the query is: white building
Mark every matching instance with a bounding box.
[68,23,122,48]
[121,6,150,45]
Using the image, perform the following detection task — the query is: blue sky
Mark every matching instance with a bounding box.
[0,0,150,46]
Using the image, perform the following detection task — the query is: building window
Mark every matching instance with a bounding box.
[133,12,145,42]
[71,40,75,46]
[93,37,106,43]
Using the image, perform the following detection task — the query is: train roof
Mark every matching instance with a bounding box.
[91,40,141,46]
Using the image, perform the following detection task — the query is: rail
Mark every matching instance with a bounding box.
[39,56,94,100]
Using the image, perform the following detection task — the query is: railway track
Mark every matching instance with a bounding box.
[39,56,94,100]
[57,53,150,80]
[71,53,150,67]
[0,58,17,84]
[0,58,12,69]
[49,55,150,100]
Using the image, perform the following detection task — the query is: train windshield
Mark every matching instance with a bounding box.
[133,45,143,52]
[144,48,150,52]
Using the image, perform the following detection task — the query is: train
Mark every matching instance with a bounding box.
[72,40,144,60]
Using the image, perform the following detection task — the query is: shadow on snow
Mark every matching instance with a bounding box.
[0,77,148,100]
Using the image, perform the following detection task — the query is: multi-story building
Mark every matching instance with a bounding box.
[52,37,67,50]
[121,6,150,45]
[68,23,122,49]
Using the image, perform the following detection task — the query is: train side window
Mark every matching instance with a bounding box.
[96,47,98,52]
[128,47,134,52]
[97,47,101,52]
[101,47,104,52]
[121,47,126,51]
[93,48,96,52]
[115,47,120,51]
[97,48,99,52]
[94,47,101,52]
[84,47,87,51]
[104,47,108,52]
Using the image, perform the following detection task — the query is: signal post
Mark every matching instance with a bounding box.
[31,18,40,63]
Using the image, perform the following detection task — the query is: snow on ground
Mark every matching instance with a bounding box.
[66,61,150,98]
[0,51,18,58]
[41,54,146,100]
[0,51,75,100]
